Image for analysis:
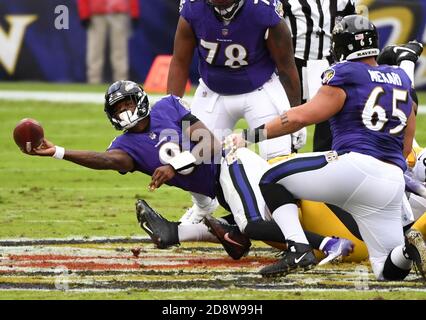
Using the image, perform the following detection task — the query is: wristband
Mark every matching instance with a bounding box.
[399,60,415,83]
[52,146,65,159]
[242,124,266,143]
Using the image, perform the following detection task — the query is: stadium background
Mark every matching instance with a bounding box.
[0,0,426,300]
[1,0,426,87]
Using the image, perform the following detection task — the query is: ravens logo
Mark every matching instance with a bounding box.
[322,68,336,85]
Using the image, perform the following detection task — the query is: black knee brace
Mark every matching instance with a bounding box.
[382,252,411,281]
[259,183,296,213]
[244,220,286,243]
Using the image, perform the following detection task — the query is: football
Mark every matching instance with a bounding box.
[13,118,44,153]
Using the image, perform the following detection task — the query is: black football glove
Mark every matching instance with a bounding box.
[396,40,423,64]
[376,45,397,65]
[377,40,424,66]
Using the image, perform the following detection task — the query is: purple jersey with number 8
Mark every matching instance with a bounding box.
[107,95,219,197]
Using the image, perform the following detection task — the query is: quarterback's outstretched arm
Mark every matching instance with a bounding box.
[27,139,135,172]
[266,21,301,107]
[167,17,196,97]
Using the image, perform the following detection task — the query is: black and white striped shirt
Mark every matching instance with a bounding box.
[282,0,356,61]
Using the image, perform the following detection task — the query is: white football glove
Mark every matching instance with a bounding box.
[223,133,247,165]
[291,127,307,150]
[223,133,247,150]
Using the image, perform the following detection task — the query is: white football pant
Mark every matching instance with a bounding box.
[219,148,272,232]
[261,151,406,280]
[191,73,292,160]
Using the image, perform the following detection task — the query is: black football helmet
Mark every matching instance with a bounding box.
[207,0,245,21]
[104,80,150,131]
[332,15,380,62]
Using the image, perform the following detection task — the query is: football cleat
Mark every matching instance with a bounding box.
[318,237,355,266]
[136,199,180,249]
[405,229,426,281]
[203,215,251,260]
[260,242,317,278]
[179,198,219,225]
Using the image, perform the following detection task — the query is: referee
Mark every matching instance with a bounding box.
[282,0,356,151]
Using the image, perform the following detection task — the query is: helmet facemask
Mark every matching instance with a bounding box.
[112,97,146,131]
[207,0,245,21]
[104,81,150,131]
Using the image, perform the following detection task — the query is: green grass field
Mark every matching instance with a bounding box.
[0,82,425,300]
[3,289,426,300]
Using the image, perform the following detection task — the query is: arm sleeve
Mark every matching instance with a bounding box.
[181,113,200,126]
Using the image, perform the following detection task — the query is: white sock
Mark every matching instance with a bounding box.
[191,194,215,209]
[399,60,415,84]
[272,204,309,245]
[178,223,219,243]
[391,245,413,270]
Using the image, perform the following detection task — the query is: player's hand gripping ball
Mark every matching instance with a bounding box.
[13,118,44,153]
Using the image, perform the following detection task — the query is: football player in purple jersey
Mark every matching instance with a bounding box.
[230,15,426,280]
[168,0,307,225]
[22,80,353,263]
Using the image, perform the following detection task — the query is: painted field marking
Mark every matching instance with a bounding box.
[0,238,425,293]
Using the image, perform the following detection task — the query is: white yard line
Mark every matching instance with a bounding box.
[0,89,424,113]
[0,236,150,246]
[0,287,424,293]
[0,90,192,105]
